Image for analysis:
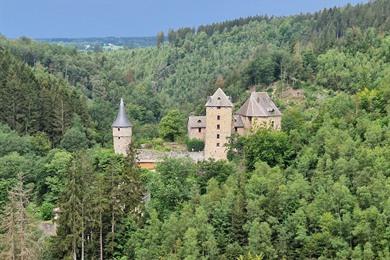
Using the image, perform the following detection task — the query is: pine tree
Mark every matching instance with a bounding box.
[0,175,39,260]
[56,157,83,260]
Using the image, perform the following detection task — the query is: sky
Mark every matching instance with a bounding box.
[0,0,368,39]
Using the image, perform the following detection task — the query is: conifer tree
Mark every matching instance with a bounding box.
[0,175,39,260]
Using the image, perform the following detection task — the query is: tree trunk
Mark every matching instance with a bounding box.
[111,209,115,254]
[60,99,65,135]
[99,210,103,260]
[81,203,85,260]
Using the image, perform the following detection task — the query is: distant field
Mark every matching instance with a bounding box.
[37,36,156,50]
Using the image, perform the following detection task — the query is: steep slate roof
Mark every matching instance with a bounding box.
[112,98,132,127]
[188,116,206,128]
[237,92,281,117]
[233,115,244,128]
[205,88,233,107]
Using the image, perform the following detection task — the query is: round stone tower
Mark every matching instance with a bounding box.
[112,98,132,155]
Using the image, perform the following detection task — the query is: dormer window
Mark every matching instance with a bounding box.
[217,97,221,100]
[267,108,275,112]
[197,119,202,123]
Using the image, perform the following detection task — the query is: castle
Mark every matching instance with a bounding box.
[188,88,281,160]
[112,88,281,164]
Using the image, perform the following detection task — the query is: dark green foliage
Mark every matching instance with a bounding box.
[0,48,91,144]
[148,158,197,217]
[240,129,294,170]
[40,201,54,220]
[186,138,204,152]
[60,126,88,152]
[196,159,233,193]
[243,51,276,86]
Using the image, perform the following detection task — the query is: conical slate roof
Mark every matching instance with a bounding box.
[205,88,233,107]
[112,98,132,128]
[237,92,281,117]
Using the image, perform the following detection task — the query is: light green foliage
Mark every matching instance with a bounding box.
[159,109,186,142]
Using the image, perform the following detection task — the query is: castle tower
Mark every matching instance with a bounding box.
[204,88,233,160]
[112,98,132,155]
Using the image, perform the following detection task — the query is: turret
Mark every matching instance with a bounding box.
[112,98,132,155]
[204,88,233,160]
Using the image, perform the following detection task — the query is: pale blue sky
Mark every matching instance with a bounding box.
[0,0,367,38]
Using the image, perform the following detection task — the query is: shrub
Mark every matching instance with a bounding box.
[41,201,54,220]
[186,138,205,152]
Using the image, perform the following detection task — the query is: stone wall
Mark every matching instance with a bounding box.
[233,126,245,136]
[188,127,206,140]
[112,127,132,155]
[252,116,281,130]
[241,115,282,132]
[204,107,232,160]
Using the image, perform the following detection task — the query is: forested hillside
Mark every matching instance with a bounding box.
[0,0,389,259]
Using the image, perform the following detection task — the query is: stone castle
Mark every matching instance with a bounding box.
[112,88,281,163]
[188,88,281,160]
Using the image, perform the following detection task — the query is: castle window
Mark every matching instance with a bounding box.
[217,134,220,139]
[248,116,252,123]
[217,106,221,109]
[217,115,220,120]
[118,128,120,131]
[216,143,220,147]
[271,120,275,127]
[198,128,202,133]
[197,119,202,123]
[217,124,220,130]
[118,137,121,140]
[235,127,238,132]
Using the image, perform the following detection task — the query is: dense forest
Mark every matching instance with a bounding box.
[0,0,390,259]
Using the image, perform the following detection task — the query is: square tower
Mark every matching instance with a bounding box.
[204,88,233,160]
